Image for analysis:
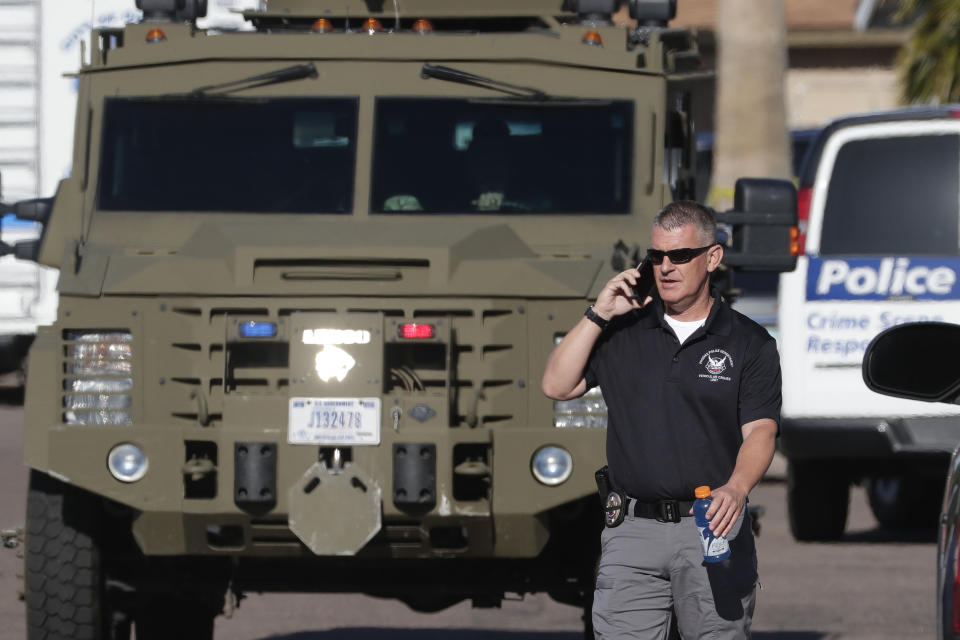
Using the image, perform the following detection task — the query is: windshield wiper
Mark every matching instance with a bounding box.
[421,63,550,100]
[187,63,318,97]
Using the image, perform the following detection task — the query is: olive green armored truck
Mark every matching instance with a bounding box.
[1,0,797,637]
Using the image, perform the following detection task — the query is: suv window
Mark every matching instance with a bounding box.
[819,134,959,255]
[98,98,359,213]
[370,98,633,214]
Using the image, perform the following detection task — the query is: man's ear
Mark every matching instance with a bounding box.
[706,244,724,273]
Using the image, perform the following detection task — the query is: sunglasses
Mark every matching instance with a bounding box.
[646,244,716,265]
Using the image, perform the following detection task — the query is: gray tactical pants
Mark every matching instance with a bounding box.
[592,508,757,640]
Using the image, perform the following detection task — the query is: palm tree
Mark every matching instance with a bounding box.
[709,0,792,210]
[897,0,960,104]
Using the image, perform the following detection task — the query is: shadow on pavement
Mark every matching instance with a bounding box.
[842,526,937,544]
[260,631,583,640]
[259,630,834,640]
[0,386,24,406]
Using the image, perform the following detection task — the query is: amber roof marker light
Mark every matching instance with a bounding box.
[582,30,603,46]
[362,18,384,34]
[311,18,333,33]
[145,28,167,43]
[412,19,434,34]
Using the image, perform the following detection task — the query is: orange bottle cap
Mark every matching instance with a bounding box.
[694,486,711,499]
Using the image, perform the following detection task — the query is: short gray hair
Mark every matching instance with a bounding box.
[652,201,717,245]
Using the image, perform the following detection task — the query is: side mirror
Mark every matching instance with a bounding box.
[0,198,49,263]
[13,239,41,262]
[716,178,798,273]
[0,236,41,262]
[10,198,52,224]
[862,322,960,403]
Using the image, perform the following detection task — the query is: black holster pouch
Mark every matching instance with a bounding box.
[595,465,626,528]
[595,465,611,500]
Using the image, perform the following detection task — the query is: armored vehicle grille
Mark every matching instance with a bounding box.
[162,301,524,428]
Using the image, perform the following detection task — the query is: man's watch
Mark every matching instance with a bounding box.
[584,305,610,330]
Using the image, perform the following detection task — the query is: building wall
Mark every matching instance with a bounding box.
[0,0,39,203]
[786,67,900,128]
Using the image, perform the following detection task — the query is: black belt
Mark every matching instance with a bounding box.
[626,498,695,523]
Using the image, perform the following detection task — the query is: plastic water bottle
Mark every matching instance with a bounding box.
[694,485,730,563]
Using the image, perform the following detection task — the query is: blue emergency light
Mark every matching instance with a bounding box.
[239,321,278,339]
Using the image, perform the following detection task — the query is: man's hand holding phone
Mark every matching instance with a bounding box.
[593,259,656,322]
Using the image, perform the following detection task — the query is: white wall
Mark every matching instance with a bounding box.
[0,0,39,203]
[39,0,259,197]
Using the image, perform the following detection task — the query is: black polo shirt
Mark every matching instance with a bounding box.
[584,290,781,502]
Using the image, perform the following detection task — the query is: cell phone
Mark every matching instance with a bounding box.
[630,257,656,301]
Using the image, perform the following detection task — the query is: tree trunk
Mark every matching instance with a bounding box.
[710,0,792,210]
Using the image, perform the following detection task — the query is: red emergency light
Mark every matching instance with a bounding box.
[399,323,435,339]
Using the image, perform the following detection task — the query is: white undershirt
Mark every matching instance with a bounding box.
[663,314,706,344]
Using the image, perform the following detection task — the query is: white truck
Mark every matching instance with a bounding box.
[778,106,960,540]
[0,215,55,379]
[0,0,257,386]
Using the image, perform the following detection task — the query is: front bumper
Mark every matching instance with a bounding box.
[780,416,959,465]
[27,422,605,558]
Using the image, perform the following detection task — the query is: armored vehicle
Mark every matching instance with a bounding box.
[2,0,797,637]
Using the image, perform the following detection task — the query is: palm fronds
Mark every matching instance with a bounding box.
[897,0,960,104]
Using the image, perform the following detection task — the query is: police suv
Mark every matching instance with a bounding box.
[779,106,960,541]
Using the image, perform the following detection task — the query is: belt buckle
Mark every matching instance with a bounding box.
[657,499,680,523]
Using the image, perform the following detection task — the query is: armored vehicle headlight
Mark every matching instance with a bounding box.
[553,387,608,428]
[551,334,608,428]
[532,446,573,486]
[107,443,148,483]
[63,331,133,425]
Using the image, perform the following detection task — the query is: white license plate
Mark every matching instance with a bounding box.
[288,397,381,445]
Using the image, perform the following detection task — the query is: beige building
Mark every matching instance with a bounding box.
[623,0,909,129]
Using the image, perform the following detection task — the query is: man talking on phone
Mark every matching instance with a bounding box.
[541,201,781,639]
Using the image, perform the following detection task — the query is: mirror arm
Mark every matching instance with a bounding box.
[12,198,53,224]
[13,240,41,262]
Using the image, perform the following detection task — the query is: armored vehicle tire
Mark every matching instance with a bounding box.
[787,461,849,541]
[25,469,126,640]
[866,474,943,530]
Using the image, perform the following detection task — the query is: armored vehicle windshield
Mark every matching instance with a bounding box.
[371,98,633,214]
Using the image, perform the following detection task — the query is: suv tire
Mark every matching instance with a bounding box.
[787,461,849,541]
[866,474,943,530]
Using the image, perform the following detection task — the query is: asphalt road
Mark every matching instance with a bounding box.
[0,392,937,639]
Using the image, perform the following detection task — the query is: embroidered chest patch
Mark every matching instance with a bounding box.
[699,348,734,382]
